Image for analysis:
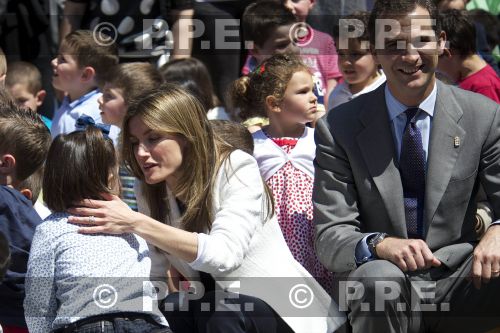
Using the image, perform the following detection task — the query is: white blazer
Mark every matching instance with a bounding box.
[136,150,346,333]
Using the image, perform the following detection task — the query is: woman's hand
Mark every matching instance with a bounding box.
[67,192,140,235]
[69,193,199,262]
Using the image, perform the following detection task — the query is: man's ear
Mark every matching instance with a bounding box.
[0,154,16,175]
[35,89,47,107]
[308,0,316,9]
[19,188,33,201]
[80,66,96,83]
[437,31,447,56]
[265,95,280,113]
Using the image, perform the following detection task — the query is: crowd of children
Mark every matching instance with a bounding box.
[0,0,499,332]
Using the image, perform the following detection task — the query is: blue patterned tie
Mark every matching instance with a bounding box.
[399,108,426,239]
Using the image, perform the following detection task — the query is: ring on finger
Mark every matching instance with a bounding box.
[89,215,95,224]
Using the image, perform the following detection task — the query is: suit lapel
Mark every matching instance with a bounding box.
[424,82,465,235]
[356,86,407,236]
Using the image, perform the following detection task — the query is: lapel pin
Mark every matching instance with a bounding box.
[454,136,460,148]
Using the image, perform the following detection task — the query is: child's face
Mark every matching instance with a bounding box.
[7,83,43,112]
[254,24,300,64]
[338,39,379,87]
[98,83,127,127]
[283,0,314,22]
[276,70,318,124]
[51,51,83,92]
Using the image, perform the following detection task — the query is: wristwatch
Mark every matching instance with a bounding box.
[368,233,388,258]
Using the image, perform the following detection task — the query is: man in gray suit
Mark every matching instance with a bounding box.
[313,0,500,332]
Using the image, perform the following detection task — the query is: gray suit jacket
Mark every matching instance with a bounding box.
[313,80,500,273]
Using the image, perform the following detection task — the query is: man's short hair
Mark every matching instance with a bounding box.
[0,97,51,182]
[369,0,441,46]
[5,61,43,94]
[60,30,119,86]
[242,1,296,48]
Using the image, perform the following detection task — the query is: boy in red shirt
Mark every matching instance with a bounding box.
[437,9,500,103]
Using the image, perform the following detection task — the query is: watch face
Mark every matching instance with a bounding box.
[370,234,381,246]
[369,233,387,258]
[376,233,387,243]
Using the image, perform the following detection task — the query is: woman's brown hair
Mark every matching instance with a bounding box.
[43,126,119,212]
[122,84,274,233]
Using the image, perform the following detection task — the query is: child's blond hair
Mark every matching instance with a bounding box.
[6,61,43,94]
[106,62,163,106]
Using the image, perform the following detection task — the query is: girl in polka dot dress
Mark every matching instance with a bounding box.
[230,53,334,293]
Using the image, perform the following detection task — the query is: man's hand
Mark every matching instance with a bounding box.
[471,224,500,289]
[376,237,441,272]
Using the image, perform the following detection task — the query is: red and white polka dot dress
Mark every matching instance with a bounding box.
[266,136,334,293]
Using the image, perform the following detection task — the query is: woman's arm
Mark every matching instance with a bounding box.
[68,194,198,263]
[189,151,266,275]
[68,151,266,274]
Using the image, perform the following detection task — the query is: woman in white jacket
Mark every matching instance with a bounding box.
[68,84,346,333]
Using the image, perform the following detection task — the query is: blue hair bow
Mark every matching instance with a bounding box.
[75,115,111,139]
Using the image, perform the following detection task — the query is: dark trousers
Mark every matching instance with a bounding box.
[337,255,500,333]
[161,291,294,333]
